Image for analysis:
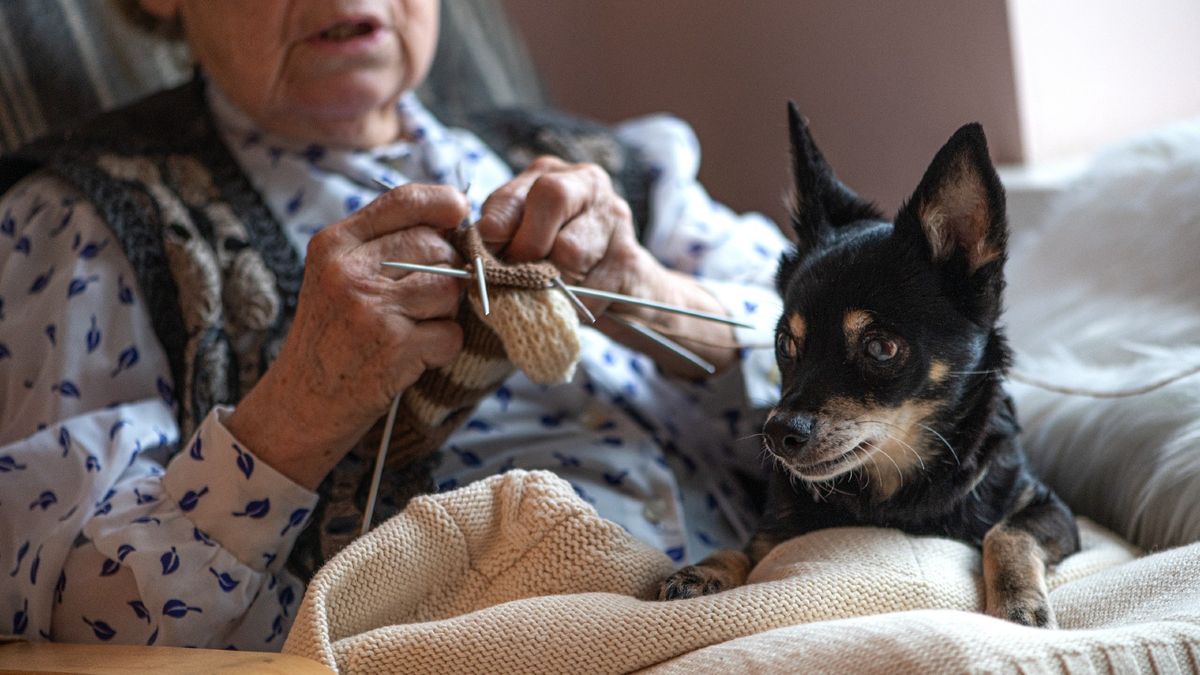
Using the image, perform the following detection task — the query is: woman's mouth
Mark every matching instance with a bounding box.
[305,16,386,52]
[318,20,377,42]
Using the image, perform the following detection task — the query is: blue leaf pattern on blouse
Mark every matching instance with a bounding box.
[12,599,28,635]
[0,455,26,472]
[210,568,240,592]
[233,444,254,479]
[29,546,42,585]
[83,616,117,641]
[28,266,54,294]
[100,558,121,577]
[160,547,180,575]
[116,275,134,305]
[29,491,57,511]
[129,600,150,623]
[86,315,101,353]
[79,239,109,259]
[179,486,209,512]
[232,499,270,519]
[162,599,203,618]
[110,346,139,377]
[66,274,99,299]
[280,508,309,536]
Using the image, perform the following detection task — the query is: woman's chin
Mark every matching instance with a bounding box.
[274,83,408,146]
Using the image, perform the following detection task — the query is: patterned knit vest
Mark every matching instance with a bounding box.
[0,78,654,579]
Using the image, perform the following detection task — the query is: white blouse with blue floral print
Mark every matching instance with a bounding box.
[0,83,787,649]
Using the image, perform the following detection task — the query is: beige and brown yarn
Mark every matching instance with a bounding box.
[303,226,584,570]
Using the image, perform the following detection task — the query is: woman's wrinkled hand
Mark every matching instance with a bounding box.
[475,156,737,377]
[227,184,469,489]
[475,156,649,314]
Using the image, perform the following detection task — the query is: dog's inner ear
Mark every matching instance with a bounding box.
[900,123,1007,273]
[786,102,881,252]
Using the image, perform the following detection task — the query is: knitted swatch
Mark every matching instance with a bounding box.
[294,227,583,577]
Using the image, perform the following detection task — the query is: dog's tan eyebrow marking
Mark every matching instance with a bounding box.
[784,313,806,357]
[842,309,872,347]
[929,360,950,383]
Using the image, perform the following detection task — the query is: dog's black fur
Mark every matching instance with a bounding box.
[660,104,1080,627]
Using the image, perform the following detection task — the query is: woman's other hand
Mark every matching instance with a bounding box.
[227,184,469,489]
[476,156,737,376]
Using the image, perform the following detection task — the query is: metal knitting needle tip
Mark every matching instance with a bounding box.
[373,176,396,191]
[361,394,402,537]
[552,277,596,323]
[560,285,754,329]
[473,256,490,316]
[609,315,716,375]
[381,261,470,278]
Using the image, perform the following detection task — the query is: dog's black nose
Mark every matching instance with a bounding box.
[765,413,814,454]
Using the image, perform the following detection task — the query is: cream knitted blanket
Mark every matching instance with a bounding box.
[283,471,1200,674]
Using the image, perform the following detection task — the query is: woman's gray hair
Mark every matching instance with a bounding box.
[111,0,184,40]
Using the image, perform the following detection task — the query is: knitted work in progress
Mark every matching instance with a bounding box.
[295,226,583,576]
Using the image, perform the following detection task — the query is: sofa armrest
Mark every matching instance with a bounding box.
[0,641,332,674]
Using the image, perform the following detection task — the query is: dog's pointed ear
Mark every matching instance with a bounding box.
[896,123,1008,275]
[786,102,881,252]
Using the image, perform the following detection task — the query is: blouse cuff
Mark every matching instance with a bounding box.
[694,278,783,409]
[162,407,318,571]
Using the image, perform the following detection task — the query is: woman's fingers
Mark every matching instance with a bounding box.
[506,169,596,262]
[343,183,469,242]
[365,225,461,279]
[386,270,463,320]
[405,319,464,370]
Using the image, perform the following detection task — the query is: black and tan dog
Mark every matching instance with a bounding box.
[660,104,1080,628]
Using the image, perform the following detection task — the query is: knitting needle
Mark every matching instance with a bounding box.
[551,276,596,323]
[551,285,751,329]
[472,255,491,316]
[360,393,402,536]
[456,175,490,316]
[380,261,753,329]
[608,315,716,375]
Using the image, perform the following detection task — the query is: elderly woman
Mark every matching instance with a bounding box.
[0,0,785,649]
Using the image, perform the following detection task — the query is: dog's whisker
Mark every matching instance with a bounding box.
[862,439,905,489]
[878,432,926,473]
[917,423,960,467]
[856,443,883,490]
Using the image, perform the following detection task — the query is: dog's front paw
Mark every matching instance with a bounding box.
[987,591,1057,628]
[658,565,730,600]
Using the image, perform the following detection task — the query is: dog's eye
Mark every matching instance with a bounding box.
[776,331,797,360]
[864,337,899,362]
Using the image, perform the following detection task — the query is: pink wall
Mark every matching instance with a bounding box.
[503,1,1022,225]
[1009,0,1200,163]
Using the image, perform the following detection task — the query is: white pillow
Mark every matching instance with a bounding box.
[1004,118,1200,551]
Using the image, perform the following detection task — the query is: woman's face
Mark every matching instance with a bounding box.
[141,0,439,148]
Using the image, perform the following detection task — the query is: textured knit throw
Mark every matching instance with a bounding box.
[278,470,1182,675]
